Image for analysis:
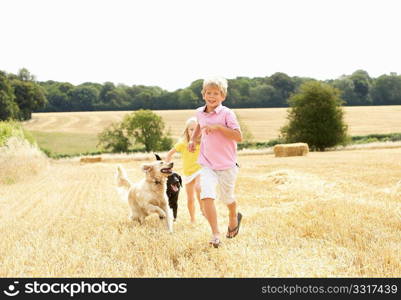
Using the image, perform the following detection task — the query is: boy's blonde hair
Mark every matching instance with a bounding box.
[201,76,228,98]
[183,117,200,144]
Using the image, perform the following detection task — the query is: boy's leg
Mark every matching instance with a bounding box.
[200,167,220,241]
[217,166,240,238]
[185,181,196,223]
[203,198,220,238]
[227,201,238,238]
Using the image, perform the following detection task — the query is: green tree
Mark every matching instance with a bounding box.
[349,70,372,104]
[269,72,296,103]
[371,73,401,105]
[8,69,47,119]
[17,68,36,81]
[177,88,198,108]
[280,81,348,151]
[188,79,204,107]
[97,122,130,153]
[225,85,241,107]
[11,80,47,120]
[122,110,172,152]
[46,88,71,111]
[0,71,19,120]
[58,82,75,94]
[249,84,277,107]
[69,85,99,111]
[331,76,357,105]
[39,81,74,112]
[332,70,372,105]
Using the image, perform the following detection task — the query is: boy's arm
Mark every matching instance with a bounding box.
[165,148,177,162]
[203,125,242,142]
[188,124,201,152]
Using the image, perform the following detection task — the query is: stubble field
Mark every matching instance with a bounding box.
[24,106,401,141]
[1,106,400,277]
[1,147,400,277]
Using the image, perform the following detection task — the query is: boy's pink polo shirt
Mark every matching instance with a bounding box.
[196,104,240,170]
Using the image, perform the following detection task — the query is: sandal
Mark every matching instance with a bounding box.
[226,212,243,239]
[209,237,221,248]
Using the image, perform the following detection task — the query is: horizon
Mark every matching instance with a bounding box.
[3,68,396,91]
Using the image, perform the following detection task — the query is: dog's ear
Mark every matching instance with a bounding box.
[178,174,182,187]
[142,164,153,173]
[154,154,162,161]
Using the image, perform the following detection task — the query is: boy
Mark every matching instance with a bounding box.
[188,76,243,248]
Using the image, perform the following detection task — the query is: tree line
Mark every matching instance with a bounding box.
[0,69,46,121]
[1,68,401,121]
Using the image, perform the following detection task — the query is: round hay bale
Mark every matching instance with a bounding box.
[273,143,309,157]
[80,156,102,163]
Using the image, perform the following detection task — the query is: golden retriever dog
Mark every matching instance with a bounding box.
[116,161,174,232]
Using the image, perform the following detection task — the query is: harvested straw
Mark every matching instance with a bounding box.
[80,156,102,163]
[0,137,48,184]
[273,143,309,157]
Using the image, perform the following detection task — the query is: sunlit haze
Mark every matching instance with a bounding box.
[1,0,401,91]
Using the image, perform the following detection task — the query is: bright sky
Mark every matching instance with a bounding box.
[1,0,400,91]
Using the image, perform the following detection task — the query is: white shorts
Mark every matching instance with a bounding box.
[184,169,201,185]
[200,166,239,204]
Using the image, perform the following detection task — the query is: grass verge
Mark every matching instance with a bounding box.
[30,131,100,156]
[28,130,401,159]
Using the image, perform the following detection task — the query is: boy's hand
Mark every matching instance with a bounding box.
[202,125,221,135]
[188,141,195,152]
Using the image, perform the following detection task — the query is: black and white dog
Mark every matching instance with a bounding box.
[155,154,182,221]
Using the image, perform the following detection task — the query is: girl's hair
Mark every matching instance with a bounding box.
[183,117,200,144]
[201,76,228,98]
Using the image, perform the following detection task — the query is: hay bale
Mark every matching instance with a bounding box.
[273,143,309,157]
[80,156,102,163]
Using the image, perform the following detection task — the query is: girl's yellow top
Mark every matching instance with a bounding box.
[174,140,201,176]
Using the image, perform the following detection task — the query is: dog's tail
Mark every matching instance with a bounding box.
[115,165,132,201]
[116,165,131,190]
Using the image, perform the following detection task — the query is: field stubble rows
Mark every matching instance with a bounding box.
[24,106,401,141]
[0,148,400,277]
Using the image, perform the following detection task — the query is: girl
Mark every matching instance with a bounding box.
[166,117,205,223]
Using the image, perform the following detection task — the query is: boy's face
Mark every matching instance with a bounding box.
[202,86,225,111]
